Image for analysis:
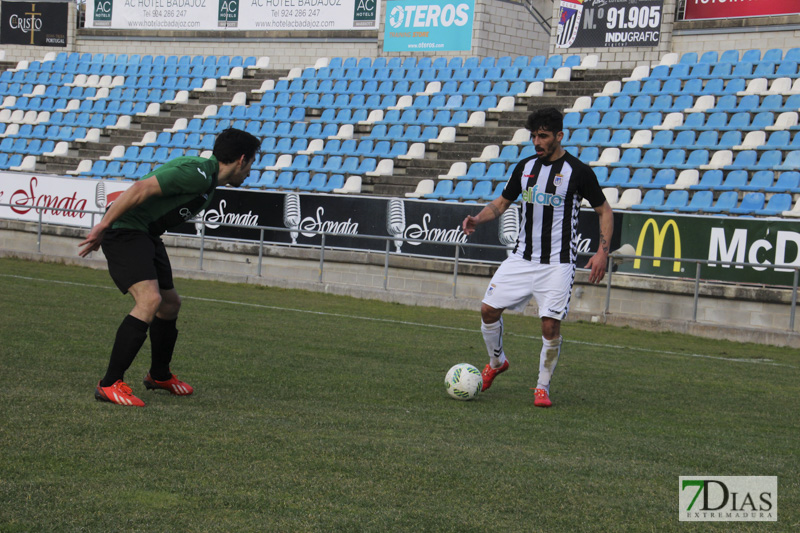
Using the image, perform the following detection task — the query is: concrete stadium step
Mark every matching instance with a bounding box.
[372,66,634,197]
[33,68,288,176]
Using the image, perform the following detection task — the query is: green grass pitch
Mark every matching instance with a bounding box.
[0,257,797,532]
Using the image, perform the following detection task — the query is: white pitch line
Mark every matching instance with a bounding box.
[2,273,796,369]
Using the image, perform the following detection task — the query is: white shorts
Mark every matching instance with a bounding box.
[482,255,576,320]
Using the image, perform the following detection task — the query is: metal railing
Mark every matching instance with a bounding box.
[2,201,799,332]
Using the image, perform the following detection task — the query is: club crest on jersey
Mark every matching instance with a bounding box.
[522,184,564,207]
[554,174,563,186]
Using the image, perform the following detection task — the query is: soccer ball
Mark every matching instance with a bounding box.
[444,363,482,400]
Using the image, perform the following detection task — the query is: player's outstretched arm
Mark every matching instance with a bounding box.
[462,196,512,235]
[585,201,614,284]
[78,177,163,257]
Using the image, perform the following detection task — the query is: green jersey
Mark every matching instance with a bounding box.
[112,155,219,236]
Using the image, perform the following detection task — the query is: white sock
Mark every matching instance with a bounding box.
[481,318,507,369]
[536,336,562,394]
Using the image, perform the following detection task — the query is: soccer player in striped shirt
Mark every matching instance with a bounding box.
[462,107,614,407]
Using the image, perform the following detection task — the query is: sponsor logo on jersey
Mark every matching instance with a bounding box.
[521,184,564,207]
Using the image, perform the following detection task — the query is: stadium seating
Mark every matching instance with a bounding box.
[1,49,799,214]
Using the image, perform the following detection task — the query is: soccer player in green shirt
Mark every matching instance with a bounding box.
[79,128,261,407]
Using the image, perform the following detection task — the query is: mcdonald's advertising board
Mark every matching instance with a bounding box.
[618,213,800,286]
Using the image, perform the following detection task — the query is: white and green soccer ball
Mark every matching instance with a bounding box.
[444,363,482,401]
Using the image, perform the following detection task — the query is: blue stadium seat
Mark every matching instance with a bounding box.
[762,48,783,63]
[441,180,474,201]
[271,172,293,189]
[689,170,724,191]
[605,168,630,187]
[741,171,775,192]
[767,172,800,193]
[753,150,783,171]
[728,192,765,215]
[464,181,493,201]
[593,167,609,185]
[655,149,685,169]
[717,131,742,149]
[484,182,504,200]
[652,169,677,188]
[492,145,519,163]
[725,151,757,171]
[609,148,641,168]
[677,150,709,169]
[680,190,714,213]
[321,174,345,192]
[485,163,507,181]
[756,193,792,216]
[627,168,653,188]
[705,191,739,213]
[717,170,749,191]
[290,172,311,191]
[424,180,453,200]
[299,173,327,192]
[776,150,800,171]
[741,49,761,63]
[775,61,799,78]
[654,190,689,212]
[630,189,665,211]
[659,130,692,149]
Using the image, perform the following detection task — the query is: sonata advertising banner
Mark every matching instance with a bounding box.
[556,0,664,49]
[0,173,611,266]
[85,0,379,31]
[0,173,129,226]
[618,213,800,286]
[383,0,474,52]
[0,0,68,47]
[684,0,799,20]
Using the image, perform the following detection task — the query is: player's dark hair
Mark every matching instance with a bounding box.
[526,107,564,134]
[213,128,261,164]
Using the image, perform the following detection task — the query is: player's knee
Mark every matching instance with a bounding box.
[159,292,181,318]
[541,318,561,340]
[137,291,162,318]
[481,303,503,324]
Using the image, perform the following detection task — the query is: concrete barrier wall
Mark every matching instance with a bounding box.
[2,220,799,347]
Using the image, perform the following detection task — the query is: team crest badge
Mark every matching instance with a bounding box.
[556,0,583,49]
[554,173,563,186]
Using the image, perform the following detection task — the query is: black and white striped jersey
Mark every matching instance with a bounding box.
[502,151,605,265]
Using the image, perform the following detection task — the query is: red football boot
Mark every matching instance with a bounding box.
[480,360,509,391]
[143,373,194,396]
[95,380,145,407]
[533,387,552,408]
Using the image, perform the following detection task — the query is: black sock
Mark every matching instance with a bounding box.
[100,315,149,387]
[149,316,179,381]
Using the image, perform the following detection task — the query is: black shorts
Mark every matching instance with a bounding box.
[101,229,174,294]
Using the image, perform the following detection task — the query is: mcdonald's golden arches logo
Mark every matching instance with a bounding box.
[634,218,681,273]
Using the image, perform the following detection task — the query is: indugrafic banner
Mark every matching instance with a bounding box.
[85,0,380,30]
[556,0,663,48]
[684,0,798,20]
